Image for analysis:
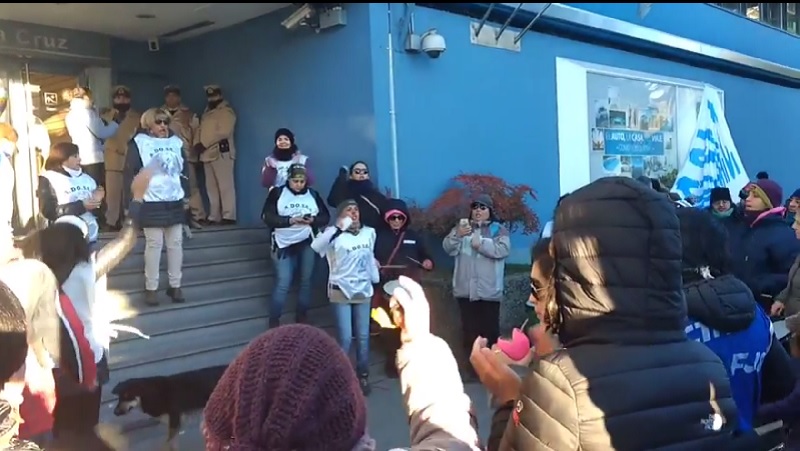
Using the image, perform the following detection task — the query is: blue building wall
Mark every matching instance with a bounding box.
[570,3,800,69]
[160,4,378,224]
[369,4,800,262]
[110,38,168,111]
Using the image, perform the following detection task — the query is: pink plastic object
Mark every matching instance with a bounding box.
[496,328,531,361]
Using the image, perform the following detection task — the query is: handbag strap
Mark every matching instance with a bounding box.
[382,231,406,272]
[360,195,381,215]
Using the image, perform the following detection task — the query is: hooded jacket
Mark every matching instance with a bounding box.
[374,199,432,281]
[684,275,793,431]
[492,177,739,450]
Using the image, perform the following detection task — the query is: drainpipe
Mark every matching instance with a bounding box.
[387,3,401,197]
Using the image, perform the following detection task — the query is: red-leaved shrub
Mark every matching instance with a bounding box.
[387,174,539,236]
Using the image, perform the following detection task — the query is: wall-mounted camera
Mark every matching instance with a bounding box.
[281,3,313,30]
[147,38,160,52]
[420,29,446,58]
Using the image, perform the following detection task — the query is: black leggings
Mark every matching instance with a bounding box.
[458,298,500,353]
[53,385,102,438]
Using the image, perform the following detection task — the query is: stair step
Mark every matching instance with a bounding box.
[112,241,270,272]
[108,257,270,292]
[112,295,267,344]
[98,227,268,253]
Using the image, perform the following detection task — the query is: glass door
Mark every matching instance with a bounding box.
[0,59,38,233]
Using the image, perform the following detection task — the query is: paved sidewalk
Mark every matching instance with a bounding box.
[120,378,492,450]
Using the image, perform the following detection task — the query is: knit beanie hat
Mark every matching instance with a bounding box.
[274,128,295,146]
[709,187,732,204]
[203,324,369,451]
[336,199,358,217]
[748,179,783,210]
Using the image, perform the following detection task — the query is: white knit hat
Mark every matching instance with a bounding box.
[54,215,89,239]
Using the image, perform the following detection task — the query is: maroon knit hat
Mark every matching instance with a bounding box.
[203,324,368,450]
[748,179,783,209]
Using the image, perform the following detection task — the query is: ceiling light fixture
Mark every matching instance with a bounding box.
[136,13,157,19]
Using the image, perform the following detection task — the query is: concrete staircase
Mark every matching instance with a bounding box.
[96,225,394,443]
[98,226,275,429]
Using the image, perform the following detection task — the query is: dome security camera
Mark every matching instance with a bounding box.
[420,29,446,59]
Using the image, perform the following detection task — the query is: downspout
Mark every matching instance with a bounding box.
[387,3,401,197]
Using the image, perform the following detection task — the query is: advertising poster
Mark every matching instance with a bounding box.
[587,74,679,188]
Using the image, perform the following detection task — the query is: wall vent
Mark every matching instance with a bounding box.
[160,20,215,39]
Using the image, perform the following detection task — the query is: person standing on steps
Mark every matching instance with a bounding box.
[194,85,236,226]
[311,200,380,395]
[261,128,316,191]
[163,85,204,229]
[102,86,140,232]
[261,164,329,328]
[124,108,189,306]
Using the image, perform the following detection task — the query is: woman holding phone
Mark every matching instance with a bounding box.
[442,194,510,379]
[262,164,329,328]
[311,199,380,395]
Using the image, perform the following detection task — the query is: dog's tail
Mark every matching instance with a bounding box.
[96,423,128,450]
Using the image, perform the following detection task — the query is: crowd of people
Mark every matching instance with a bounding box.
[3,83,800,448]
[5,171,800,449]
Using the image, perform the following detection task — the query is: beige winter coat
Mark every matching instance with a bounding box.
[104,109,141,172]
[195,101,236,163]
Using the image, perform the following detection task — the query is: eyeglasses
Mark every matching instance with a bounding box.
[154,118,170,126]
[530,283,543,299]
[471,203,488,211]
[353,169,369,175]
[388,215,406,221]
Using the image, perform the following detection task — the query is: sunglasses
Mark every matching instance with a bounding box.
[352,169,369,175]
[388,215,406,221]
[154,118,170,126]
[530,282,543,298]
[471,203,488,211]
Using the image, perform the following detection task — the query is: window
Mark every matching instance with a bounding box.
[713,3,800,35]
[554,58,724,194]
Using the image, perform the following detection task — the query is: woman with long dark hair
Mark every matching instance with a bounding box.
[19,169,152,441]
[326,161,387,230]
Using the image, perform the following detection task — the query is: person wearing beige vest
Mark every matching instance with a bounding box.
[103,85,141,230]
[163,85,203,228]
[193,85,237,225]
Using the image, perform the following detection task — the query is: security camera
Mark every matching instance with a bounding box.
[147,38,160,52]
[420,29,446,58]
[281,3,313,30]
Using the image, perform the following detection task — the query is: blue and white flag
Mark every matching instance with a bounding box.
[671,86,749,208]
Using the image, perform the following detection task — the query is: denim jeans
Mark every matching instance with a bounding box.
[332,301,372,375]
[270,243,315,327]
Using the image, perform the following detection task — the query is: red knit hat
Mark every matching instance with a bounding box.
[203,324,368,450]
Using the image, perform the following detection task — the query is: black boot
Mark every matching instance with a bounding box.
[166,287,185,303]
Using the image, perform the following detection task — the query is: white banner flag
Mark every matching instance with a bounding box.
[671,86,749,208]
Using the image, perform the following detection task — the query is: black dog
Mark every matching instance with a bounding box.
[111,365,228,449]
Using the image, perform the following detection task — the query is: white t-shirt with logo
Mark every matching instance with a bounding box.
[41,169,98,241]
[272,187,319,249]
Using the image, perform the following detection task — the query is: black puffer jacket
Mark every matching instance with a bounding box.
[492,177,739,450]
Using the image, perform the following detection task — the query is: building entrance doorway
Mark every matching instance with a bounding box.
[0,60,79,234]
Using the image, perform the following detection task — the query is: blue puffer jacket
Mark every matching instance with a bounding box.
[729,208,800,300]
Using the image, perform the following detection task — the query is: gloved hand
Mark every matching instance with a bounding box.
[193,143,206,154]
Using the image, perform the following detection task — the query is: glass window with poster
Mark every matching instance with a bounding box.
[555,58,724,195]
